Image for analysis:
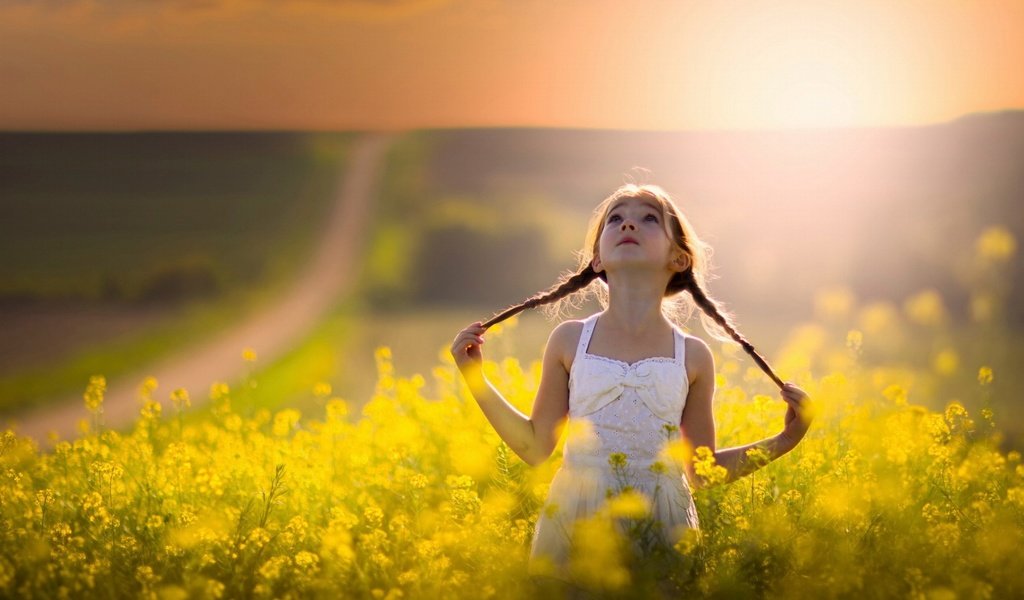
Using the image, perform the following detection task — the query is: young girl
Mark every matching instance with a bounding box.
[449,184,813,584]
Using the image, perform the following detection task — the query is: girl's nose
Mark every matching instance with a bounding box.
[620,220,636,231]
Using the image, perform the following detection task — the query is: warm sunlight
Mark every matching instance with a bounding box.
[676,2,897,130]
[2,1,1022,130]
[750,55,866,129]
[3,1,1024,596]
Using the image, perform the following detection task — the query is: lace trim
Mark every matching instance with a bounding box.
[571,312,688,376]
[581,352,677,369]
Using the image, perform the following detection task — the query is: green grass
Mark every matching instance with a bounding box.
[176,297,361,428]
[0,278,301,415]
[0,132,353,414]
[170,300,582,434]
[0,132,352,300]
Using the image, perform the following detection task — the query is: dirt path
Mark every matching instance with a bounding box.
[5,133,395,450]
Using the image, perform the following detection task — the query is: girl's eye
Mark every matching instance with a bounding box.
[607,214,621,223]
[644,214,659,222]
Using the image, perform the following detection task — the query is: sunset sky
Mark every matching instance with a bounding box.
[3,0,1023,131]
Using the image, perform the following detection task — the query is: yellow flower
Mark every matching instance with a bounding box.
[294,551,319,569]
[325,398,349,421]
[814,286,856,320]
[248,528,272,548]
[170,388,191,411]
[445,474,475,489]
[397,571,419,586]
[846,330,863,353]
[605,489,651,519]
[224,414,242,432]
[569,516,630,591]
[648,461,668,475]
[34,489,54,509]
[978,366,994,386]
[258,555,290,581]
[139,400,162,421]
[313,382,332,398]
[882,384,908,406]
[929,522,960,550]
[659,437,694,470]
[933,350,959,376]
[363,505,384,529]
[321,527,355,566]
[903,290,948,327]
[138,376,158,400]
[858,302,900,336]
[975,226,1016,263]
[693,446,727,486]
[209,382,230,401]
[135,565,159,586]
[242,347,258,363]
[272,409,302,436]
[744,447,770,468]
[83,375,106,413]
[944,401,970,429]
[1007,487,1024,510]
[564,418,598,453]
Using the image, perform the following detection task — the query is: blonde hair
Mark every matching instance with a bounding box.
[482,183,784,389]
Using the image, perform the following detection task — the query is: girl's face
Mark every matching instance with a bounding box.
[593,196,678,274]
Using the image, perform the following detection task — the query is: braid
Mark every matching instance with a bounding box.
[681,271,786,390]
[482,265,600,328]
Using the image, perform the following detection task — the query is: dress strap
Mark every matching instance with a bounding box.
[673,327,686,366]
[575,313,600,359]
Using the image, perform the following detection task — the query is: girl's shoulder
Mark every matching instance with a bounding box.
[548,317,588,352]
[545,317,592,373]
[682,334,715,385]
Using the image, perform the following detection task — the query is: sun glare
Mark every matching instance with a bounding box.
[682,3,895,130]
[763,59,864,129]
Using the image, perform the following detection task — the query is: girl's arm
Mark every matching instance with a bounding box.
[450,321,572,466]
[678,337,812,489]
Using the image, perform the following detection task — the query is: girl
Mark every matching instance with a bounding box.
[449,184,813,585]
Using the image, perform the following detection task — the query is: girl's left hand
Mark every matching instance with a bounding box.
[780,382,813,445]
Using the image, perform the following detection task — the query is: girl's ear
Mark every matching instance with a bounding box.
[592,253,604,273]
[671,252,691,272]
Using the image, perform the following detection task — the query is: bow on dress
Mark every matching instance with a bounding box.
[571,357,686,424]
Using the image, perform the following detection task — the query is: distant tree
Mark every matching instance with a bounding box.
[413,222,554,307]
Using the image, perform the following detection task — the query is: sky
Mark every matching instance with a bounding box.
[2,0,1024,131]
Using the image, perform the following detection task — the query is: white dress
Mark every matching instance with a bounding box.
[528,312,701,580]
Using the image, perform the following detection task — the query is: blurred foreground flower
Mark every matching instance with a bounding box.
[975,226,1016,263]
[83,375,106,413]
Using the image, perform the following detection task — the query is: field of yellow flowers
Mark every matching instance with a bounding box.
[2,334,1022,598]
[1,227,1021,599]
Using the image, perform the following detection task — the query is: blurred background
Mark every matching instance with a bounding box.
[1,1,1021,449]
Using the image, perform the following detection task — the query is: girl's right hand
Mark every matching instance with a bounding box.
[450,322,487,372]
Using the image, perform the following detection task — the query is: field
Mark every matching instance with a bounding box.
[2,288,1023,598]
[3,222,1021,596]
[2,123,1022,597]
[0,133,352,414]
